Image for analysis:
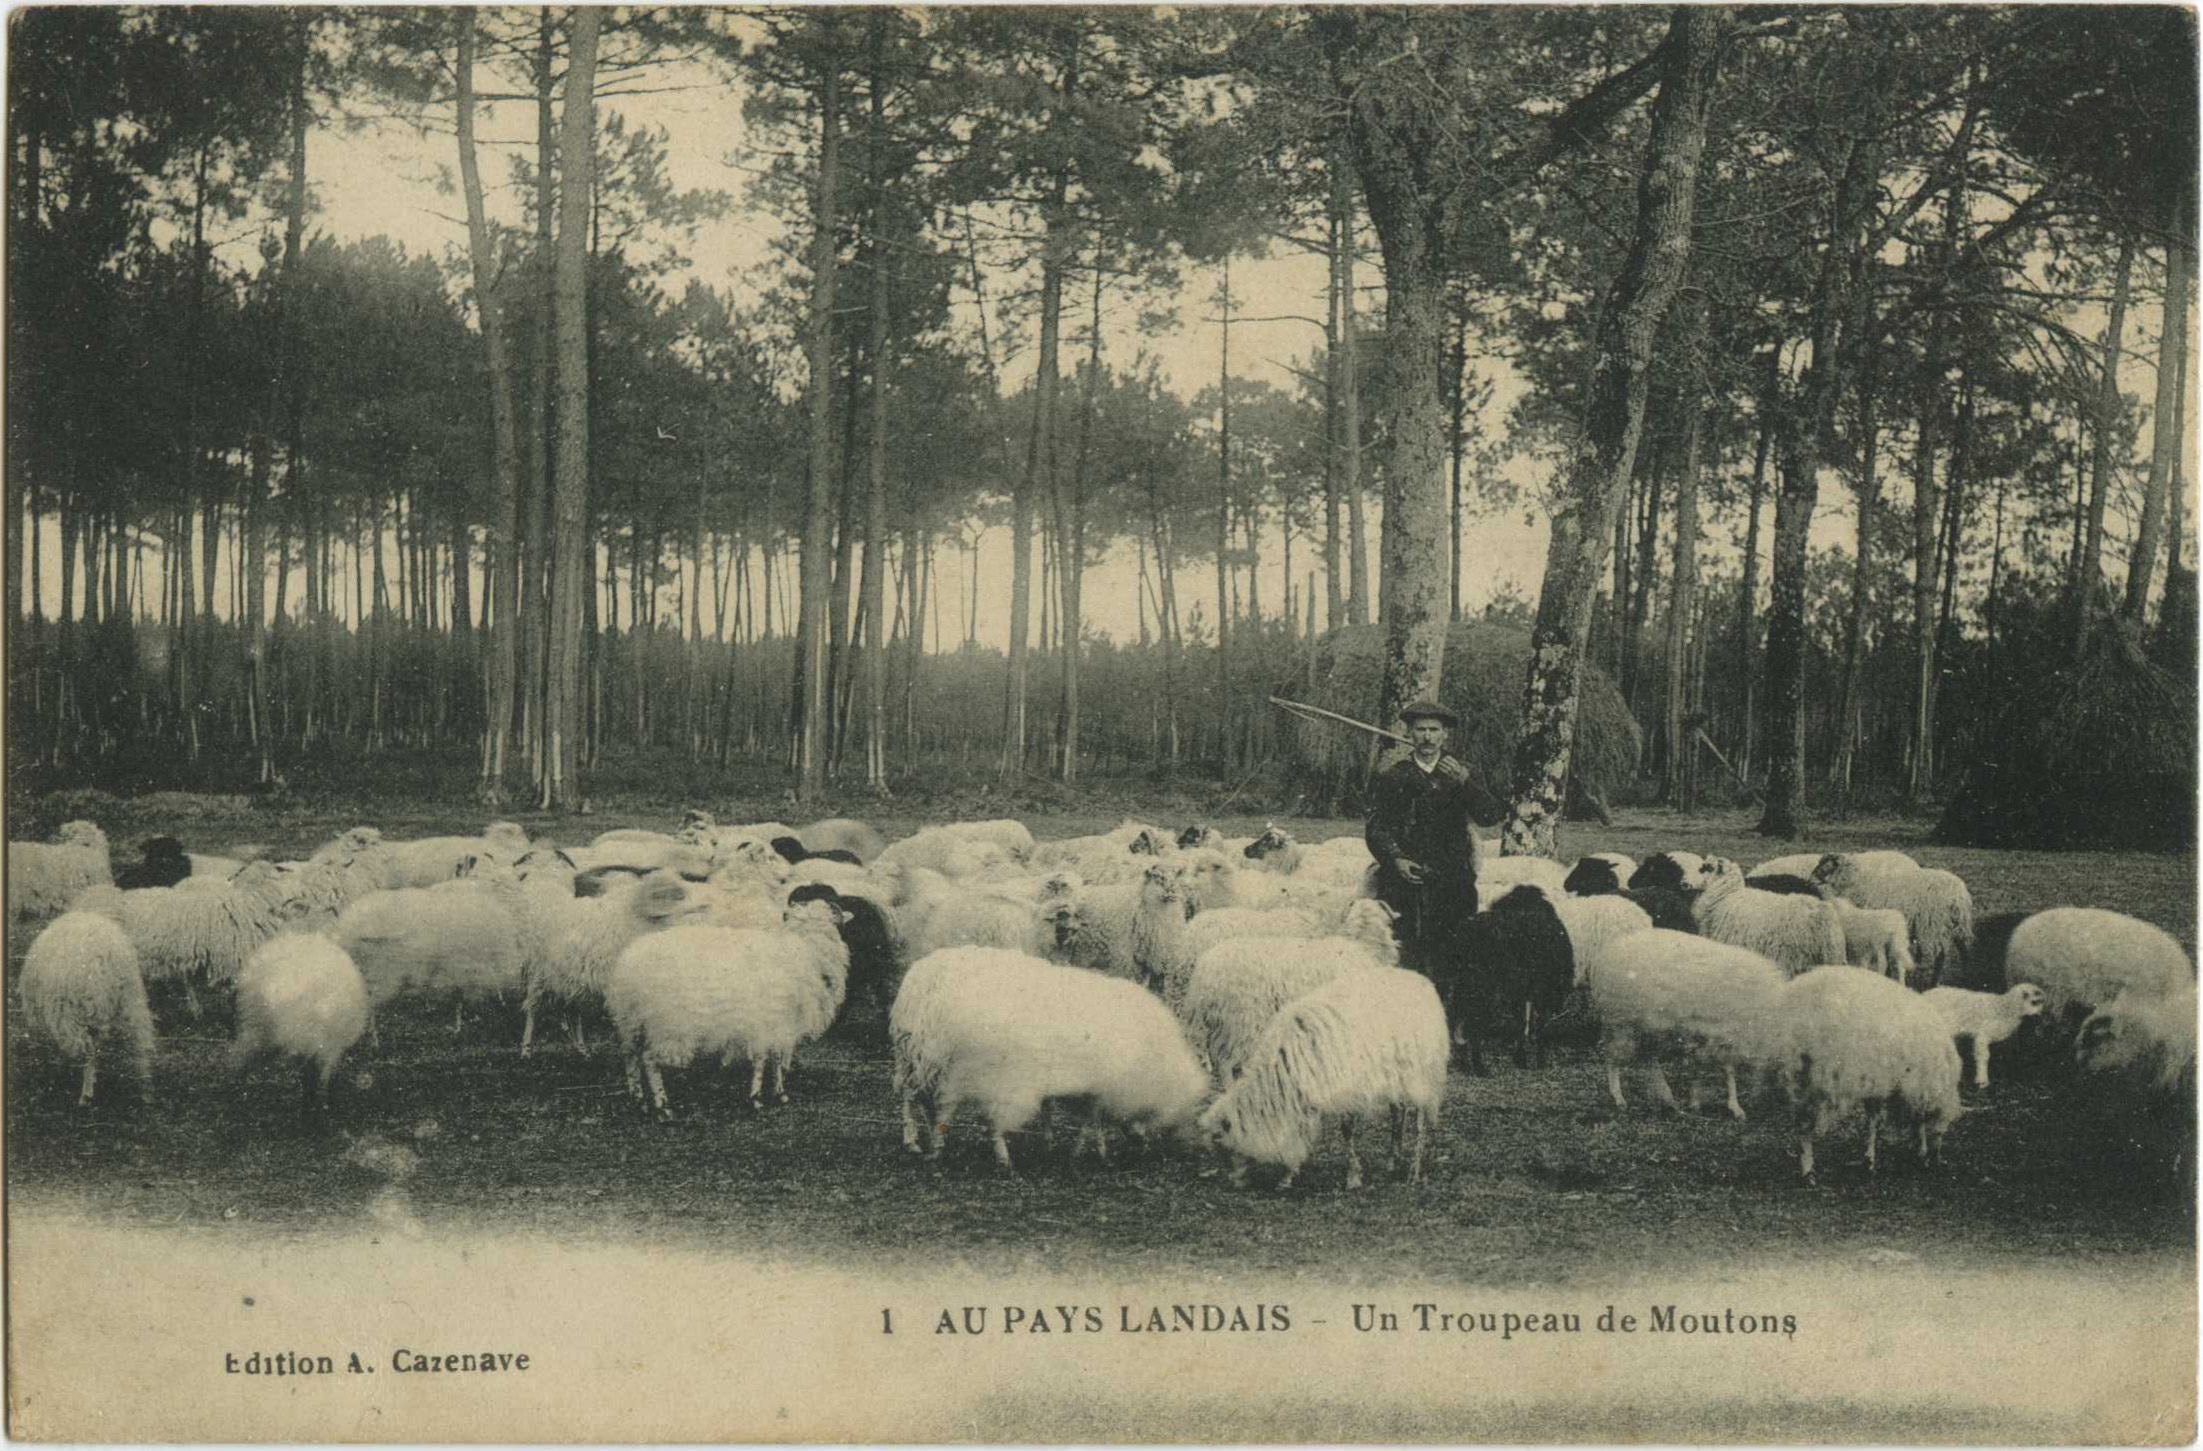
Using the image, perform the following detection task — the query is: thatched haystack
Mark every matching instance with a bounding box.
[1278,622,1641,813]
[1937,619,2197,850]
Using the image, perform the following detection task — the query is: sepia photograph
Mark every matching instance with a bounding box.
[4,3,2197,1443]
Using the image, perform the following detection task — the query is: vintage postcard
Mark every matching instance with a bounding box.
[6,4,2197,1444]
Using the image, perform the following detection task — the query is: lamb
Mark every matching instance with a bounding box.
[1691,859,1846,979]
[229,934,370,1124]
[796,817,888,863]
[1052,861,1188,987]
[609,895,852,1118]
[1181,901,1400,1081]
[2001,908,2196,1027]
[1830,897,1915,983]
[19,909,153,1107]
[521,872,702,1056]
[1584,928,1788,1120]
[1198,966,1451,1190]
[1920,984,2048,1087]
[1627,851,1710,894]
[115,837,194,890]
[74,862,291,1011]
[1776,964,1964,1181]
[1810,853,1974,986]
[8,821,113,920]
[889,946,1209,1170]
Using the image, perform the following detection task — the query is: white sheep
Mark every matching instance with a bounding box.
[1181,901,1401,1082]
[1584,927,1788,1119]
[1777,964,1964,1181]
[8,821,113,920]
[1476,854,1570,904]
[1198,966,1450,1190]
[889,946,1209,1169]
[796,817,887,862]
[333,878,528,1022]
[1829,897,1915,984]
[74,862,291,1013]
[1550,893,1657,989]
[1920,984,2048,1088]
[1748,852,1841,881]
[1175,847,1240,915]
[897,866,1050,962]
[1164,905,1327,1010]
[20,909,153,1106]
[229,935,370,1123]
[1692,859,1846,978]
[2075,983,2199,1104]
[1238,824,1304,874]
[1053,861,1188,986]
[522,871,702,1056]
[1811,853,1973,986]
[2004,908,2196,1022]
[609,897,851,1118]
[381,821,532,889]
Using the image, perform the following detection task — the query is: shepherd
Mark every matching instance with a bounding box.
[1364,700,1507,983]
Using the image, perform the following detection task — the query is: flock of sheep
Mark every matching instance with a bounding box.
[7,808,2196,1190]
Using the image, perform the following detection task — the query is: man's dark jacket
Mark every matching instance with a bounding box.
[1364,749,1506,882]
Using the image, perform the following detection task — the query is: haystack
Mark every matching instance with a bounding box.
[1937,619,2197,850]
[1279,622,1641,813]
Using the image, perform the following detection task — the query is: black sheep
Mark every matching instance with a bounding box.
[1448,885,1576,1075]
[1744,873,1826,898]
[787,881,901,1037]
[116,836,193,890]
[771,835,810,864]
[1562,857,1623,895]
[1628,852,1707,894]
[1622,887,1698,934]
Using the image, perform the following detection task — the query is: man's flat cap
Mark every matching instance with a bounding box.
[1399,700,1458,726]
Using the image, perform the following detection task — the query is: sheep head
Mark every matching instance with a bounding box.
[631,873,700,925]
[1244,824,1295,860]
[2008,982,2048,1022]
[1140,862,1184,913]
[1176,824,1222,851]
[55,820,109,850]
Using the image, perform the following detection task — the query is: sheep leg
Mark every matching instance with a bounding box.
[452,999,466,1036]
[621,1035,646,1105]
[519,986,540,1058]
[1724,1066,1747,1121]
[1798,1132,1817,1182]
[1342,1120,1363,1191]
[1389,1104,1406,1170]
[771,1051,790,1107]
[747,1058,767,1112]
[183,979,202,1021]
[1411,1108,1428,1185]
[1606,1062,1627,1110]
[643,1054,674,1122]
[899,1093,924,1154]
[1863,1107,1881,1173]
[1649,1064,1681,1113]
[76,1055,98,1107]
[991,1129,1015,1172]
[1975,1041,1991,1088]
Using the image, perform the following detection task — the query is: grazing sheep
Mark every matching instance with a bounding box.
[1165,905,1326,1010]
[2075,984,2199,1180]
[1811,854,1974,986]
[230,935,370,1124]
[75,863,291,1013]
[19,909,153,1107]
[610,896,852,1118]
[1584,928,1788,1119]
[381,822,533,889]
[334,877,528,1022]
[1476,854,1570,904]
[797,817,887,863]
[521,872,702,1056]
[1777,964,1964,1181]
[1198,967,1451,1190]
[1830,897,1915,983]
[116,837,194,890]
[897,867,1050,962]
[1240,824,1304,874]
[1455,885,1577,1073]
[8,821,114,920]
[1999,908,2197,1027]
[890,946,1209,1170]
[1920,984,2048,1087]
[1181,901,1401,1080]
[1692,860,1846,979]
[1628,851,1710,895]
[1053,862,1188,987]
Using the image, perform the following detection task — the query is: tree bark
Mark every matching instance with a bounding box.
[2076,234,2136,648]
[862,12,893,791]
[1661,328,1705,804]
[799,35,840,798]
[2122,203,2191,623]
[1735,349,1774,775]
[1830,345,1880,789]
[1503,6,1726,855]
[540,4,597,810]
[522,10,557,781]
[1324,162,1345,634]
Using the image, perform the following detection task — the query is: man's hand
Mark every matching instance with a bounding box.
[1435,758,1468,785]
[1393,857,1427,885]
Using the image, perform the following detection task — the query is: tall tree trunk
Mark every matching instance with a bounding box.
[1058,254,1102,784]
[1661,323,1706,805]
[283,18,315,746]
[1215,256,1234,764]
[2122,203,2191,623]
[540,4,597,810]
[521,10,557,781]
[2075,234,2135,648]
[1503,6,1726,855]
[1736,349,1774,775]
[457,8,524,804]
[799,36,840,798]
[1339,152,1370,631]
[1759,131,1877,839]
[1448,276,1469,622]
[862,13,893,791]
[1622,433,1666,716]
[1324,162,1345,634]
[1831,346,1880,789]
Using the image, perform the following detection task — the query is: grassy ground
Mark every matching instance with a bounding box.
[6,793,2195,1290]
